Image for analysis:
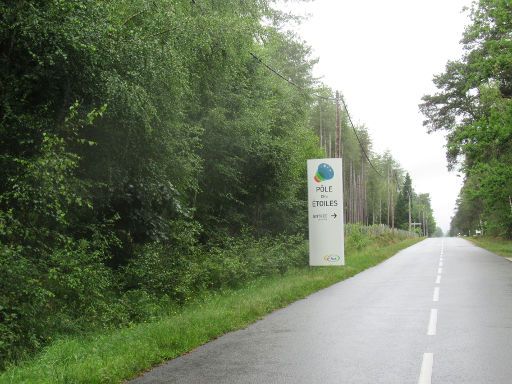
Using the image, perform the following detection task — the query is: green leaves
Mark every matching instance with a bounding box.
[421,1,512,237]
[0,0,325,366]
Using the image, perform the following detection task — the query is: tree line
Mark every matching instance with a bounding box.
[0,0,435,366]
[421,0,512,238]
[310,93,436,234]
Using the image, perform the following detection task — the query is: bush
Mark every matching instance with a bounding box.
[0,235,118,365]
[123,234,307,305]
[346,228,370,250]
[0,244,52,364]
[1,221,405,369]
[124,242,200,304]
[0,132,118,368]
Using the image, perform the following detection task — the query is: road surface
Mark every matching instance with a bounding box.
[131,237,512,383]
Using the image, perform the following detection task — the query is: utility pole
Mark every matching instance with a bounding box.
[350,166,353,224]
[335,91,341,158]
[422,210,425,236]
[319,102,323,153]
[408,193,412,232]
[361,159,366,225]
[349,161,353,223]
[390,169,395,229]
[387,166,390,226]
[328,132,332,158]
[391,181,395,229]
[379,196,382,224]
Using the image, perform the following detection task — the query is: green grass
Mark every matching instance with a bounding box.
[0,237,422,384]
[468,236,512,258]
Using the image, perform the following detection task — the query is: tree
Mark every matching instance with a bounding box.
[420,0,512,237]
[0,0,436,366]
[0,0,322,364]
[414,193,435,236]
[395,173,413,230]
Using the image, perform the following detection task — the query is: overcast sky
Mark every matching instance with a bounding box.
[282,0,473,233]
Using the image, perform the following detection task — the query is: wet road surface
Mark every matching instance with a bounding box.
[131,238,512,383]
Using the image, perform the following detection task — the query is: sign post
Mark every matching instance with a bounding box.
[307,159,344,266]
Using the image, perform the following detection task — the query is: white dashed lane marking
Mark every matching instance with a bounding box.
[433,287,440,302]
[427,309,438,336]
[419,242,443,383]
[418,353,434,384]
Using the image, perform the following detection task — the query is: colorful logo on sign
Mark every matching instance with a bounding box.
[323,254,340,263]
[314,163,334,183]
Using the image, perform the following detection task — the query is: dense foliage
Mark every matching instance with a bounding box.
[421,0,512,237]
[0,0,434,367]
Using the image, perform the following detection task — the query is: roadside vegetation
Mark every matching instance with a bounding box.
[468,237,512,258]
[0,228,421,384]
[1,0,435,372]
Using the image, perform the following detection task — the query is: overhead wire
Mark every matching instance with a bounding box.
[249,52,410,197]
[339,97,384,178]
[249,52,335,101]
[249,53,391,180]
[191,0,404,196]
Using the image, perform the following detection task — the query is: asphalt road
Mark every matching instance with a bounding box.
[130,237,512,383]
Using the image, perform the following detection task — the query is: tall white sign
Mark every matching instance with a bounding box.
[307,159,344,266]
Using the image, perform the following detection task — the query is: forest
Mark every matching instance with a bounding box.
[0,0,436,367]
[421,0,512,238]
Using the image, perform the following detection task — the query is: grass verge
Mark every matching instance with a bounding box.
[468,236,512,258]
[0,237,422,384]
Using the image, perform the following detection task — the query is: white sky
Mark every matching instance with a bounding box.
[282,0,472,233]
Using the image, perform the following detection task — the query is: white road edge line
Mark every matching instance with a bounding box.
[435,275,441,284]
[433,287,440,302]
[437,267,442,274]
[418,353,434,384]
[427,309,438,335]
[439,261,443,267]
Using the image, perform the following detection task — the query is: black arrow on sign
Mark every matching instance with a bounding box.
[331,213,337,219]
